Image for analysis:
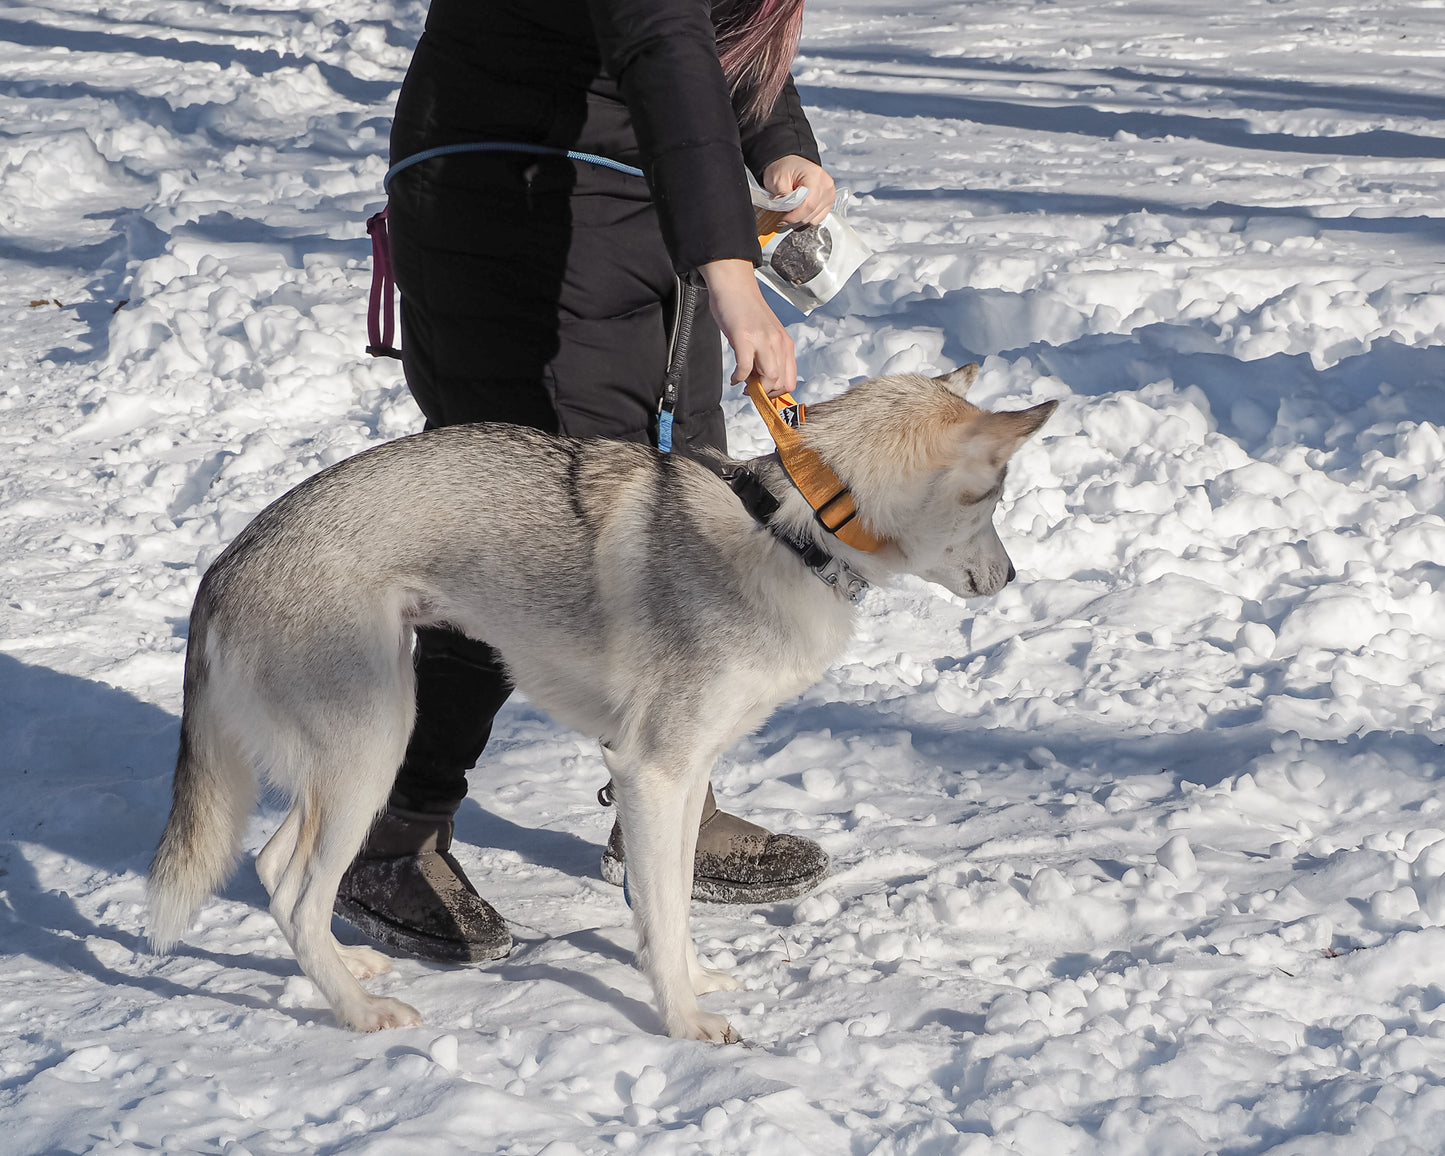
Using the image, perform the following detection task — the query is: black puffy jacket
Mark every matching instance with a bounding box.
[392,0,821,273]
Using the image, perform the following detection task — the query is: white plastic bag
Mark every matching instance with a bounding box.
[748,174,872,313]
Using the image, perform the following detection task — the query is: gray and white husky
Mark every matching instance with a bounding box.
[147,366,1055,1041]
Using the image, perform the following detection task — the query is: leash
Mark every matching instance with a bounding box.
[364,143,646,362]
[743,376,884,554]
[657,272,702,454]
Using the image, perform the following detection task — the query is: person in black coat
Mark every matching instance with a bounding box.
[336,0,835,964]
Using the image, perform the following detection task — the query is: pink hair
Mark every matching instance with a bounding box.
[716,0,807,125]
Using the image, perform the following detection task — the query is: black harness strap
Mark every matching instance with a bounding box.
[719,464,870,602]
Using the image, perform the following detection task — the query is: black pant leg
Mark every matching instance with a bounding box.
[390,627,516,813]
[386,155,573,809]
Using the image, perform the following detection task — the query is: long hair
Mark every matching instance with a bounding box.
[716,0,807,126]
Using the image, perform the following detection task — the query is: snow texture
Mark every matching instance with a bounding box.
[5,0,1445,1152]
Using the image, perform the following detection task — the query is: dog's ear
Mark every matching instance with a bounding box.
[982,400,1058,465]
[932,364,979,396]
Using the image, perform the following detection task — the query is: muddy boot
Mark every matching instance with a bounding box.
[334,807,511,964]
[599,784,830,904]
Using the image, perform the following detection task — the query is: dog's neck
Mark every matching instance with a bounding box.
[726,451,885,602]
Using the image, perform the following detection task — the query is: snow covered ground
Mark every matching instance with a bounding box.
[5,0,1445,1151]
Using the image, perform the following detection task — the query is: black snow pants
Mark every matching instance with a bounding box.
[385,151,727,813]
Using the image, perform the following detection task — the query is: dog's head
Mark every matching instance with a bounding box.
[802,365,1056,598]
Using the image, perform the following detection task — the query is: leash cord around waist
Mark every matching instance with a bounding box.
[365,142,647,360]
[382,142,645,195]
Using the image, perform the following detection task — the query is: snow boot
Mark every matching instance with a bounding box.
[600,784,829,903]
[334,806,511,964]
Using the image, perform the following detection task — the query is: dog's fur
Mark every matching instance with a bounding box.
[147,366,1055,1040]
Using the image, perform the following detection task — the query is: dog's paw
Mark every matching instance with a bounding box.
[336,943,393,980]
[690,966,740,995]
[673,1010,740,1044]
[343,996,421,1032]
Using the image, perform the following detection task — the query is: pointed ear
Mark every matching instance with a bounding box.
[984,400,1058,464]
[932,364,979,396]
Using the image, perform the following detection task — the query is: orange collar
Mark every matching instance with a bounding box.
[744,377,885,553]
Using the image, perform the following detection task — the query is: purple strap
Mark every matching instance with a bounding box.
[366,206,401,358]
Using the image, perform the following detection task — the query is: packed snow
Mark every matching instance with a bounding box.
[5,0,1445,1152]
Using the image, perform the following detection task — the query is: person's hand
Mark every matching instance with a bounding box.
[761,155,836,226]
[699,258,796,397]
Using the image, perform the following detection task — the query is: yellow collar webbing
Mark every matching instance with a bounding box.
[744,376,884,553]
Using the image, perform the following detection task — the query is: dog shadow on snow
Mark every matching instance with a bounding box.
[0,653,1011,1028]
[0,652,297,1022]
[0,653,649,1028]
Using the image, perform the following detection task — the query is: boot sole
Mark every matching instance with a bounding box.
[333,897,512,965]
[599,851,830,905]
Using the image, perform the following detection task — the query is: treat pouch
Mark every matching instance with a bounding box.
[748,174,873,313]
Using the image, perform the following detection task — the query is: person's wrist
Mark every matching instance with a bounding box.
[699,259,765,305]
[699,258,756,289]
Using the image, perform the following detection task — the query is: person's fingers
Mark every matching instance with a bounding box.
[765,157,836,226]
[728,337,757,385]
[744,332,797,397]
[770,332,798,396]
[768,358,798,396]
[730,340,794,397]
[783,174,835,226]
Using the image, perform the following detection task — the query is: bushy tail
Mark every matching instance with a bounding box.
[147,607,257,953]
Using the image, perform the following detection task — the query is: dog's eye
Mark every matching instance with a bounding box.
[962,478,1005,505]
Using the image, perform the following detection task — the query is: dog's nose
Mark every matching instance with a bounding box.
[1006,562,1016,584]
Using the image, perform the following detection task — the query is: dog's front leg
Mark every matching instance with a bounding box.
[688,945,741,996]
[606,752,738,1043]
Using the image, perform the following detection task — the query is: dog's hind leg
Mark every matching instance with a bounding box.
[256,806,300,898]
[258,807,391,981]
[607,747,738,1043]
[267,780,420,1031]
[263,636,420,1030]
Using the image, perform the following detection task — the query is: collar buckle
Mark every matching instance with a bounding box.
[814,554,870,603]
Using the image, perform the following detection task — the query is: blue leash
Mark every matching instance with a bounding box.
[383,142,645,194]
